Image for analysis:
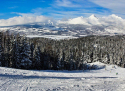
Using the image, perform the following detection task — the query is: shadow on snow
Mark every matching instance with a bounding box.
[0,73,117,80]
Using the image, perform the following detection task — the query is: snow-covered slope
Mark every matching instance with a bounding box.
[27,35,78,40]
[0,62,125,91]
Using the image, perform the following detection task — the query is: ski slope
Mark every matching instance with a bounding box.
[0,62,125,91]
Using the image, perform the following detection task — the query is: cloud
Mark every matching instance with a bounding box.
[57,14,125,34]
[31,8,43,15]
[51,0,111,18]
[31,7,109,20]
[31,8,82,19]
[57,14,125,27]
[26,0,111,19]
[58,16,90,25]
[49,9,110,20]
[15,12,42,17]
[1,13,124,27]
[55,0,81,7]
[0,15,51,26]
[89,0,125,18]
[1,13,125,35]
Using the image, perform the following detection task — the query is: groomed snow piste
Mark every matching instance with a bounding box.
[0,62,125,91]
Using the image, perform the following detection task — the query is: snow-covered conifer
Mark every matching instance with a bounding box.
[34,46,41,69]
[20,38,32,69]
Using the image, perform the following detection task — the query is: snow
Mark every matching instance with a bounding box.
[0,62,125,91]
[88,14,100,25]
[1,14,125,37]
[27,35,78,40]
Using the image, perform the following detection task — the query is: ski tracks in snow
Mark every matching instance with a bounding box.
[0,65,125,91]
[0,74,124,91]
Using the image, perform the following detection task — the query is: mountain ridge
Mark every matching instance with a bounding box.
[0,14,125,38]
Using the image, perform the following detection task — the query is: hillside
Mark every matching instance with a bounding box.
[0,62,124,91]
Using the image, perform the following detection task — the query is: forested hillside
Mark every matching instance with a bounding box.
[0,31,125,70]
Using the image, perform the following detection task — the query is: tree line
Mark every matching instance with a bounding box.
[0,31,125,70]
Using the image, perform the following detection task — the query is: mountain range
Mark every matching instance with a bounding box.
[0,14,125,39]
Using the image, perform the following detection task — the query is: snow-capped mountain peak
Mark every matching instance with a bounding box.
[1,14,125,38]
[87,14,100,25]
[89,14,98,19]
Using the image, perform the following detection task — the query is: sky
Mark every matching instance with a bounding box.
[0,0,125,26]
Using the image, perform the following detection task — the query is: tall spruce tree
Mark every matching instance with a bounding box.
[34,46,41,69]
[0,32,2,66]
[12,41,21,68]
[20,38,32,69]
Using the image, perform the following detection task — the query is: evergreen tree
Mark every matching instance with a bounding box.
[12,41,21,68]
[0,32,2,66]
[30,43,35,63]
[20,38,32,69]
[57,57,61,70]
[34,46,41,69]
